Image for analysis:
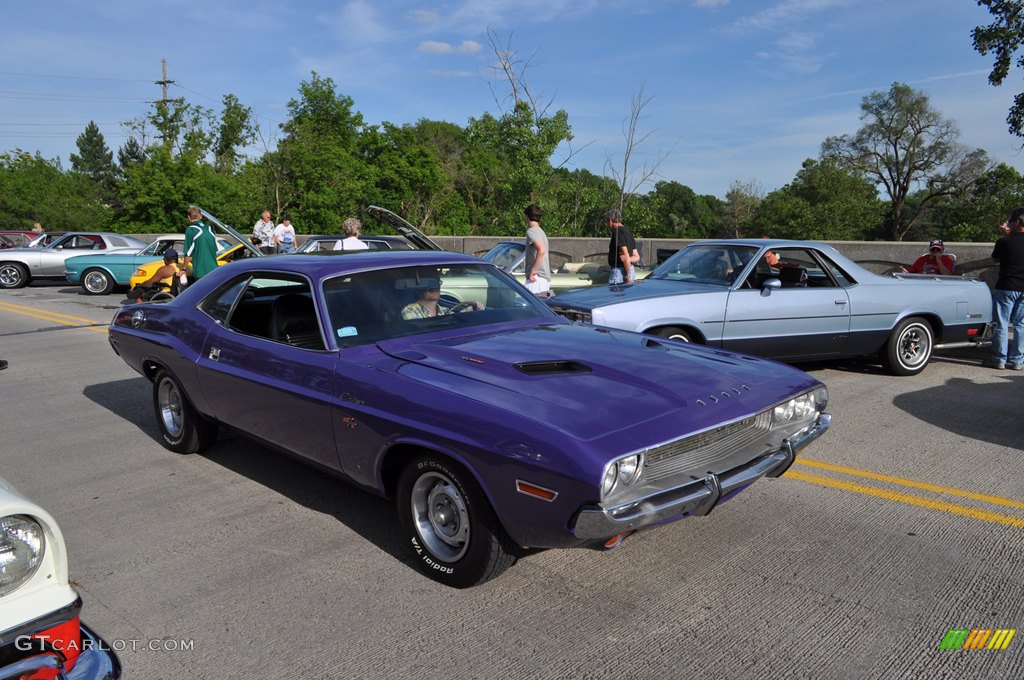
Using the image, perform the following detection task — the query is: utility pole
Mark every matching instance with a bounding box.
[155,58,175,105]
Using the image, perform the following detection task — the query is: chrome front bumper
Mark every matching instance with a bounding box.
[0,623,120,680]
[572,413,831,540]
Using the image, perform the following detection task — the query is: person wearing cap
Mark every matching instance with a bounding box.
[401,278,481,320]
[131,248,185,303]
[984,206,1024,370]
[904,239,955,275]
[523,203,550,295]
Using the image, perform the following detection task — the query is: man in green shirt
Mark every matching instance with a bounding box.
[182,206,219,280]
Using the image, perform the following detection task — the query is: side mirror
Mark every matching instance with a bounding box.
[761,278,781,297]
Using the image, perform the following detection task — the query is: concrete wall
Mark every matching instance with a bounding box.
[134,234,1001,287]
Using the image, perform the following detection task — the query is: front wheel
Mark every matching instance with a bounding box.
[397,455,517,588]
[82,268,114,295]
[0,263,29,289]
[152,370,218,453]
[653,326,693,343]
[881,317,933,376]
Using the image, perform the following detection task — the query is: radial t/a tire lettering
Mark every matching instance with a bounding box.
[397,454,517,588]
[152,369,218,454]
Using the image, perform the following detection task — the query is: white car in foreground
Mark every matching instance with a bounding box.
[0,475,120,678]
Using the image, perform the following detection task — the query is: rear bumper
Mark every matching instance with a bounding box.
[572,413,831,540]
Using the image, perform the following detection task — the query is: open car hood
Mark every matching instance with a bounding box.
[366,205,444,252]
[200,208,264,259]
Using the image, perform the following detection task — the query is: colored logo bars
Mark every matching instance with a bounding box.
[940,628,1016,650]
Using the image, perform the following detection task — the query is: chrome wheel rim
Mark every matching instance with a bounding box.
[157,378,184,439]
[410,470,469,563]
[898,324,931,368]
[0,265,22,286]
[84,271,109,293]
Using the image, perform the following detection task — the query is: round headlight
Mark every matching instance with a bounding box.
[773,400,795,422]
[617,455,642,486]
[601,465,618,496]
[0,515,46,597]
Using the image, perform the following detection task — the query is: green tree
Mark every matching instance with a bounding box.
[934,162,1024,240]
[823,82,991,240]
[274,72,369,230]
[972,0,1024,140]
[70,121,118,206]
[0,151,111,230]
[117,137,147,174]
[648,181,722,238]
[722,180,764,238]
[214,94,256,173]
[757,158,885,240]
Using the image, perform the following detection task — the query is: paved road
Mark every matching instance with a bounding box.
[1,283,1022,680]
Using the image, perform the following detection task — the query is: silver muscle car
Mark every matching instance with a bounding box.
[549,239,992,376]
[0,232,147,289]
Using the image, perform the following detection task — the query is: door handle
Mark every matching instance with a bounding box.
[834,300,847,305]
[209,347,221,361]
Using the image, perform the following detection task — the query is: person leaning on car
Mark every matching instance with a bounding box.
[902,239,955,275]
[606,208,640,285]
[983,207,1024,370]
[183,206,219,280]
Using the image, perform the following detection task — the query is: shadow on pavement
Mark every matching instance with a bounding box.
[82,376,411,567]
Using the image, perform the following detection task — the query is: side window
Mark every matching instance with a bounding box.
[201,278,248,324]
[771,248,834,288]
[815,253,856,287]
[222,275,324,350]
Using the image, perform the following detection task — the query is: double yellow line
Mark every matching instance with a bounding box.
[790,458,1024,528]
[0,299,110,334]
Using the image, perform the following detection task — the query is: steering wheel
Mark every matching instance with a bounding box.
[448,301,480,314]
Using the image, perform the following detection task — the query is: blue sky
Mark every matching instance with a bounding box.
[3,0,1022,199]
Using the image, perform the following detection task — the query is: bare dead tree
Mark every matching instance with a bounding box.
[605,83,676,211]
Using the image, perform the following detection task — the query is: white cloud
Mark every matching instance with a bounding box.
[693,0,729,7]
[458,40,482,54]
[732,0,849,33]
[418,40,454,54]
[409,9,441,23]
[427,70,475,78]
[317,0,394,46]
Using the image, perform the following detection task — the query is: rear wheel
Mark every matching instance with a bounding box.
[882,317,933,376]
[0,263,29,289]
[152,370,218,453]
[397,454,517,588]
[82,268,114,295]
[653,326,693,343]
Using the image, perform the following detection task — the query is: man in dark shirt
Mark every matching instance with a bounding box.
[984,206,1024,370]
[606,208,639,284]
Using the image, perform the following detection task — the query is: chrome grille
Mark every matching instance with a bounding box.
[552,307,592,323]
[643,411,772,482]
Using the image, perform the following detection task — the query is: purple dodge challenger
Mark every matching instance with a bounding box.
[108,250,831,587]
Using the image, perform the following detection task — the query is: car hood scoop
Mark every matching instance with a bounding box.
[378,324,810,440]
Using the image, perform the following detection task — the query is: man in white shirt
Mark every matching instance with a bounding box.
[274,217,297,254]
[252,210,276,255]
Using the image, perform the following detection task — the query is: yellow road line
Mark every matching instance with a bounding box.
[786,469,1024,529]
[795,458,1024,511]
[0,301,108,333]
[0,299,99,324]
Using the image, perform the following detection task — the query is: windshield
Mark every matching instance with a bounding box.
[649,244,761,286]
[481,242,525,270]
[322,262,555,348]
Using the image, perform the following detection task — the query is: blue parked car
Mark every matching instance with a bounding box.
[549,239,993,376]
[65,235,230,294]
[108,232,830,587]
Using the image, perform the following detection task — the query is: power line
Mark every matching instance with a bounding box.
[0,70,152,82]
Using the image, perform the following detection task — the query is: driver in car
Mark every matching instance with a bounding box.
[401,278,482,319]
